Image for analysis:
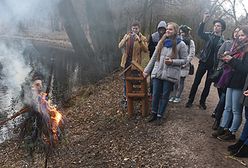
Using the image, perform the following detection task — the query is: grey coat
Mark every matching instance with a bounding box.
[180,39,195,77]
[144,41,188,83]
[217,40,233,68]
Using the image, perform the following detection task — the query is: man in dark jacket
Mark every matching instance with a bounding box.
[148,21,166,95]
[186,12,225,109]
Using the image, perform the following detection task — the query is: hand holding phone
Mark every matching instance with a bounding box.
[203,10,210,23]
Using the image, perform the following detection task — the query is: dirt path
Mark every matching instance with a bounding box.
[0,58,248,168]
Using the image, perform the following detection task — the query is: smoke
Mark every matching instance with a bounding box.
[0,0,61,34]
[0,0,61,94]
[0,0,61,142]
[0,41,31,94]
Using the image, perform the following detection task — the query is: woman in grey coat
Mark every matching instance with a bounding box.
[143,22,187,124]
[169,25,195,103]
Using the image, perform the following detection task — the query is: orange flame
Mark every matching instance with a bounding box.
[50,106,63,141]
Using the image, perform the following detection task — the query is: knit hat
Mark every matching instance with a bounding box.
[179,25,192,34]
[213,19,226,32]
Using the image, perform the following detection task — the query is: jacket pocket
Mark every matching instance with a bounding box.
[165,66,180,83]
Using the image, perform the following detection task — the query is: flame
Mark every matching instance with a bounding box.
[49,105,63,141]
[38,93,64,143]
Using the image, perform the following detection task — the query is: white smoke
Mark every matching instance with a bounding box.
[0,42,31,94]
[0,0,61,34]
[0,0,61,143]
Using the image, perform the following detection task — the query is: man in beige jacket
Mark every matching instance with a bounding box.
[118,21,148,105]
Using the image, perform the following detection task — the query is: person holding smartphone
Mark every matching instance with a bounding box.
[118,21,148,107]
[186,11,226,110]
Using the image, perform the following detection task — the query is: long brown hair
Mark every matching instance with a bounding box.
[239,25,248,53]
[156,22,179,61]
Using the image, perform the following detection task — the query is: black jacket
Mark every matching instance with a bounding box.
[242,76,248,106]
[229,52,248,105]
[198,22,225,70]
[148,36,158,58]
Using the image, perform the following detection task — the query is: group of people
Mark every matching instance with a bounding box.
[118,12,248,158]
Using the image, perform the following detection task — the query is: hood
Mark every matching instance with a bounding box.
[157,21,166,30]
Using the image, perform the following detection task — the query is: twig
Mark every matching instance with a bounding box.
[0,107,30,126]
[225,155,247,167]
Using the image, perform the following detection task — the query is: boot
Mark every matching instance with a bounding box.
[228,139,244,155]
[212,127,225,138]
[148,113,157,122]
[212,120,219,130]
[199,102,207,110]
[217,130,236,141]
[234,144,248,157]
[185,101,193,108]
[156,117,163,126]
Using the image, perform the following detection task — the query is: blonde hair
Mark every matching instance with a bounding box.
[157,22,179,61]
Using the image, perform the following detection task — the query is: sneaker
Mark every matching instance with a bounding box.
[217,130,236,141]
[148,113,157,122]
[212,127,225,138]
[228,140,244,154]
[169,97,175,102]
[120,99,127,109]
[199,103,207,110]
[173,98,181,103]
[185,101,192,108]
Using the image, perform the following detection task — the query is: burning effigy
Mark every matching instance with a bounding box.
[30,79,65,145]
[0,76,65,161]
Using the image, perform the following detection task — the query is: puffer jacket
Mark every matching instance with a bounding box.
[198,22,225,70]
[144,40,187,83]
[180,39,195,77]
[118,32,148,68]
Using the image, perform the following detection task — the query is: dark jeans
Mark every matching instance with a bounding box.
[214,90,226,125]
[240,106,248,145]
[152,78,174,117]
[150,75,153,95]
[188,61,214,104]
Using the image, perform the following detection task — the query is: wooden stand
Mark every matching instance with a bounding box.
[120,61,149,117]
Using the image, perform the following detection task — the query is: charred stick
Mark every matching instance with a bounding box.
[0,107,30,126]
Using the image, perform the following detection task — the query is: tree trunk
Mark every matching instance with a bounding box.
[84,0,120,72]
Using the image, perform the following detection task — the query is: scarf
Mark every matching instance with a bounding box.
[230,37,248,59]
[163,37,182,48]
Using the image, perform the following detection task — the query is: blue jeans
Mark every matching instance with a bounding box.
[171,77,186,98]
[240,106,248,145]
[220,88,243,132]
[152,78,174,118]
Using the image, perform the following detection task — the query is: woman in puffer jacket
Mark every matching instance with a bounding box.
[143,22,187,125]
[169,25,195,103]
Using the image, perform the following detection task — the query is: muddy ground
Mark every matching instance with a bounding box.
[0,59,248,168]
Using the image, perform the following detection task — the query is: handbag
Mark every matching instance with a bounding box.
[188,63,194,75]
[209,67,224,83]
[217,65,233,88]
